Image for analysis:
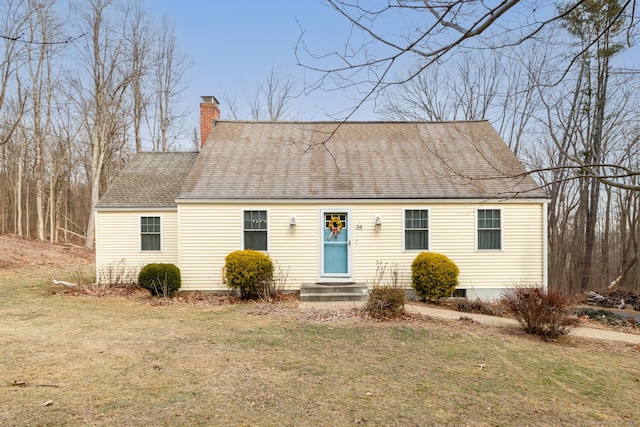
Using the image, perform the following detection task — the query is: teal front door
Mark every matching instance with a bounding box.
[321,211,351,279]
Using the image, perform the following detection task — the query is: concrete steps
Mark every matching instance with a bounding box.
[300,282,369,302]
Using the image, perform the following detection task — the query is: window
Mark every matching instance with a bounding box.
[244,210,267,251]
[477,209,501,250]
[141,216,161,251]
[325,213,347,234]
[404,209,429,250]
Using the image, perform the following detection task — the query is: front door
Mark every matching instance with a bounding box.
[321,210,351,280]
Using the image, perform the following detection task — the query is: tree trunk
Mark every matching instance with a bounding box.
[85,131,105,250]
[16,127,26,237]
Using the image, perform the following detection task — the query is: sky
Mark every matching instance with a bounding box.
[144,0,640,148]
[145,0,379,130]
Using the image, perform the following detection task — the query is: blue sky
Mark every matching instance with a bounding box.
[145,0,640,139]
[146,0,378,126]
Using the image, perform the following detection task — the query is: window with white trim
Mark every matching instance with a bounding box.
[404,209,429,250]
[477,209,501,250]
[141,216,161,251]
[243,210,268,251]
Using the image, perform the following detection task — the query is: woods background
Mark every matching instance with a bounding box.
[1,0,639,294]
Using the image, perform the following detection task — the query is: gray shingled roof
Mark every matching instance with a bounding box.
[96,152,199,209]
[177,121,547,201]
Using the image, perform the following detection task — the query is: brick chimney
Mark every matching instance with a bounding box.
[200,96,220,148]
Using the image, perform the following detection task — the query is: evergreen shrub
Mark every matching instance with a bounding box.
[411,252,459,301]
[138,263,181,297]
[225,250,274,299]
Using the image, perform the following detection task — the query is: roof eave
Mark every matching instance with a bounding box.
[174,197,550,204]
[95,206,178,212]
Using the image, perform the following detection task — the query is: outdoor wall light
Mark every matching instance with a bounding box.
[289,215,297,230]
[374,215,382,231]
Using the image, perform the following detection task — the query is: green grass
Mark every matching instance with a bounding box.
[1,267,639,426]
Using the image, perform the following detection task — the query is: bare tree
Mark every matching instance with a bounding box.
[71,0,135,249]
[1,0,193,243]
[221,67,299,121]
[558,0,628,290]
[0,0,29,146]
[379,46,545,156]
[47,92,80,244]
[24,0,64,241]
[150,15,190,151]
[122,2,152,153]
[0,0,29,236]
[301,1,640,183]
[297,1,637,116]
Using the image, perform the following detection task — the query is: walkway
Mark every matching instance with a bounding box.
[298,301,640,345]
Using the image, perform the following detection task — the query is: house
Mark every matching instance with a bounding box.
[95,97,549,300]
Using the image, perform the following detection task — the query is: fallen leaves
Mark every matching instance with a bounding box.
[246,305,435,324]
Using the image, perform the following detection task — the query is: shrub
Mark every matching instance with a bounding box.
[365,285,406,319]
[364,261,406,319]
[224,250,274,299]
[138,263,181,297]
[500,287,576,340]
[98,259,139,289]
[266,261,289,301]
[67,265,97,286]
[411,252,459,301]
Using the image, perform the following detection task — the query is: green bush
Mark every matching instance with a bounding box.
[224,250,274,299]
[500,287,576,340]
[365,285,406,319]
[137,263,181,297]
[411,252,459,301]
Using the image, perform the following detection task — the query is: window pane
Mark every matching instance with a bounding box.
[244,230,267,251]
[244,210,267,230]
[405,210,428,250]
[405,230,428,250]
[244,210,268,250]
[478,230,501,250]
[478,209,501,250]
[325,213,347,229]
[141,216,161,251]
[405,210,428,229]
[141,216,160,233]
[141,234,161,251]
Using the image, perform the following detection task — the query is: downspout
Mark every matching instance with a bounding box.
[94,210,100,285]
[542,201,549,291]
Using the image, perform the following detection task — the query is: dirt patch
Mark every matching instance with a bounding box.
[0,235,94,275]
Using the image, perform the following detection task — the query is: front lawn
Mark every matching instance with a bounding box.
[1,267,638,426]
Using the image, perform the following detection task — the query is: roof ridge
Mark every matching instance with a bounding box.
[135,151,199,154]
[212,120,490,125]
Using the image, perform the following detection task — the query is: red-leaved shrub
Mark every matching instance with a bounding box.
[500,287,576,340]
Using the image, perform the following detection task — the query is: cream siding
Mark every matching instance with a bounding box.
[178,204,321,291]
[96,211,179,283]
[177,201,546,293]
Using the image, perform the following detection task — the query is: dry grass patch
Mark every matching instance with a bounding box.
[1,269,639,426]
